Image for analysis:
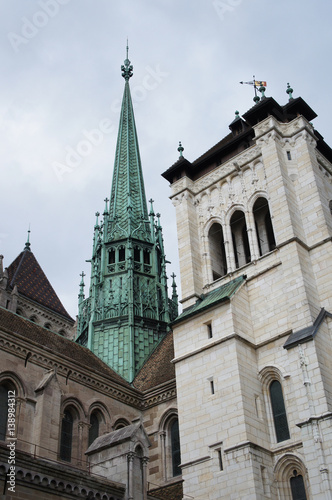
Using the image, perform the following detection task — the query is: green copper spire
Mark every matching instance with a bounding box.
[109,45,150,241]
[76,51,178,382]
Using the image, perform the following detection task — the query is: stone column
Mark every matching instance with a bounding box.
[127,451,135,500]
[142,457,149,500]
[224,223,236,272]
[246,210,260,261]
[159,431,166,480]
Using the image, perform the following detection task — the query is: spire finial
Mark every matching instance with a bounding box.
[286,82,294,101]
[121,40,133,81]
[149,198,155,216]
[25,226,31,251]
[178,141,184,158]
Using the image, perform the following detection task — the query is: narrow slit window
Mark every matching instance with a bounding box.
[210,380,215,395]
[207,323,213,338]
[287,151,292,160]
[217,449,223,471]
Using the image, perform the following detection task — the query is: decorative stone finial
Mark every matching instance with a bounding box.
[178,141,184,158]
[121,40,133,81]
[286,82,294,101]
[103,198,109,215]
[149,199,155,216]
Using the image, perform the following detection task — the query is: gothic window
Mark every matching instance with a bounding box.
[44,322,51,330]
[269,380,290,442]
[208,223,227,280]
[134,246,141,262]
[290,470,307,500]
[253,198,276,256]
[143,249,150,265]
[0,385,9,440]
[230,210,251,268]
[60,410,73,462]
[171,419,181,477]
[118,246,125,262]
[108,248,115,264]
[88,412,99,446]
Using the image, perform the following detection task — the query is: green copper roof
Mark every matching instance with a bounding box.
[109,51,149,238]
[173,275,246,324]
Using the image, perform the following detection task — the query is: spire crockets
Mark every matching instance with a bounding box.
[76,49,178,382]
[109,44,149,242]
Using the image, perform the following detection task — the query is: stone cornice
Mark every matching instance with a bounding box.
[0,327,177,410]
[296,411,332,428]
[141,379,177,408]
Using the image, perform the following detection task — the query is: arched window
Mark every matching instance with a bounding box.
[0,385,9,440]
[208,223,227,280]
[171,419,181,477]
[60,410,73,462]
[88,412,99,446]
[134,246,141,262]
[290,470,307,500]
[108,248,115,264]
[270,380,290,442]
[230,210,251,268]
[143,249,150,265]
[114,418,130,430]
[253,198,276,256]
[118,246,125,262]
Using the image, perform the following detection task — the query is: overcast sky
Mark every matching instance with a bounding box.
[1,0,332,318]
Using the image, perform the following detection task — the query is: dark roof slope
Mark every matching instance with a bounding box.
[133,330,175,391]
[284,308,332,349]
[149,480,183,500]
[7,248,74,322]
[0,306,133,389]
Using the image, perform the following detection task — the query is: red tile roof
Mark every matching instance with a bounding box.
[0,306,133,389]
[7,248,74,322]
[133,330,175,391]
[149,480,183,500]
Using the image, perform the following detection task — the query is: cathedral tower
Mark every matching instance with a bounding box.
[163,86,332,499]
[76,49,178,382]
